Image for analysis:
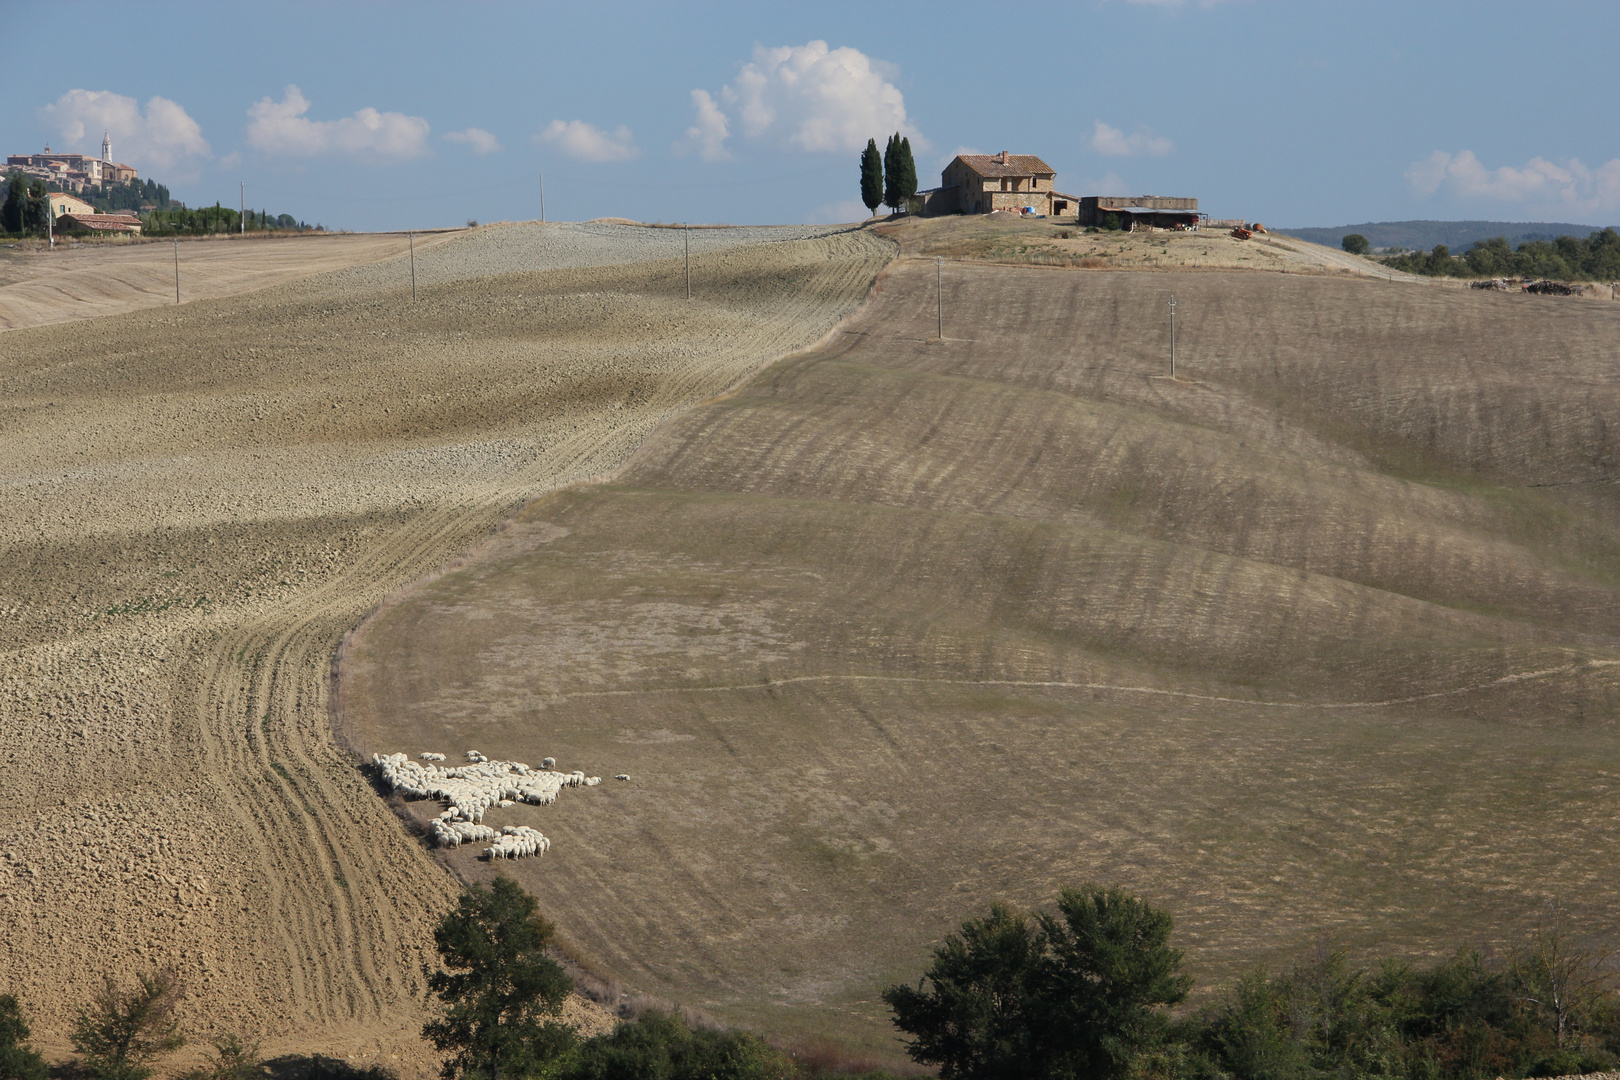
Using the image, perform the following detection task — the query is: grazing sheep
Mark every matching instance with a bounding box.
[541,757,556,770]
[372,749,606,857]
[615,774,630,782]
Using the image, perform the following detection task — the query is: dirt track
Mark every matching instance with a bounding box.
[0,223,891,1071]
[340,249,1620,1057]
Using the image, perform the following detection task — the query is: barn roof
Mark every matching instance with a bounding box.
[953,153,1055,178]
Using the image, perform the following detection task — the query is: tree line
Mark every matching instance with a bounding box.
[6,879,1612,1080]
[1353,228,1620,281]
[860,133,918,218]
[1,169,316,238]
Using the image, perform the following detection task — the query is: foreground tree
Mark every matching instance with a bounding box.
[1,174,24,235]
[0,994,47,1080]
[860,139,884,218]
[883,904,1045,1079]
[70,970,185,1080]
[1511,906,1618,1052]
[885,887,1188,1080]
[1341,233,1370,255]
[424,877,576,1080]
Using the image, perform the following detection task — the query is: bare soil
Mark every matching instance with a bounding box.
[0,224,891,1073]
[0,231,469,332]
[340,241,1620,1061]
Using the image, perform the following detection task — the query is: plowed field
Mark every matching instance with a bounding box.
[341,254,1620,1058]
[0,223,891,1071]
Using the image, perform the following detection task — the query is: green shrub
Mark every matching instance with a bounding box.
[0,994,47,1080]
[565,1010,794,1080]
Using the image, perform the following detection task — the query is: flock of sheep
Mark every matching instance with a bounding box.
[371,749,613,861]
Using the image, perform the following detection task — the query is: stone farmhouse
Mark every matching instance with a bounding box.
[922,152,1079,217]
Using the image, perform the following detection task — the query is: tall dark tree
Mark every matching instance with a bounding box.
[860,138,884,218]
[23,180,49,235]
[897,136,919,210]
[70,970,185,1080]
[883,903,1046,1080]
[884,887,1189,1080]
[1,173,24,234]
[0,994,48,1080]
[423,877,576,1080]
[883,133,902,212]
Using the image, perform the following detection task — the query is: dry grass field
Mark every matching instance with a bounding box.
[0,223,890,1072]
[340,238,1620,1060]
[0,231,462,332]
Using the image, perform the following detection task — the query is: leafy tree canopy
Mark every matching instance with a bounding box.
[423,877,576,1080]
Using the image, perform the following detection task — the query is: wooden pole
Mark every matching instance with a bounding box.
[936,256,942,339]
[1169,294,1177,379]
[539,173,545,223]
[240,181,244,234]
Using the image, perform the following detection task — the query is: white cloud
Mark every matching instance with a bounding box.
[245,85,430,161]
[1090,121,1172,158]
[1079,171,1130,194]
[811,198,877,224]
[683,90,731,162]
[39,89,211,172]
[1407,150,1620,214]
[535,120,639,163]
[444,127,502,155]
[683,40,922,160]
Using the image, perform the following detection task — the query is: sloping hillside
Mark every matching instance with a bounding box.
[341,250,1620,1057]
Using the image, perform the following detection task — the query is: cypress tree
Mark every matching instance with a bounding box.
[1,173,24,234]
[883,133,901,212]
[860,138,883,218]
[898,136,919,211]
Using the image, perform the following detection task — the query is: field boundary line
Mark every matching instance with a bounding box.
[548,659,1619,710]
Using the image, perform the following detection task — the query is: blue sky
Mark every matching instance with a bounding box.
[7,0,1619,232]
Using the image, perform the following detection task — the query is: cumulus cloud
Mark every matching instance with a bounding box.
[681,40,921,160]
[246,85,430,161]
[1407,150,1620,214]
[1090,121,1172,158]
[684,90,731,162]
[535,120,639,163]
[444,127,502,155]
[40,89,211,172]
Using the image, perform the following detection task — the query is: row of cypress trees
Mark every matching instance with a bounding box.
[860,133,918,218]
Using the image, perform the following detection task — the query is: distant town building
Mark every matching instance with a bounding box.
[1078,195,1200,230]
[5,132,138,193]
[922,152,1079,216]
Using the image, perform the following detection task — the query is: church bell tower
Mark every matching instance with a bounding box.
[101,131,112,163]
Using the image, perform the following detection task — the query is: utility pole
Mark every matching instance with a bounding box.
[46,197,53,249]
[239,181,244,234]
[539,173,545,223]
[1168,294,1177,379]
[408,231,417,301]
[684,223,690,300]
[935,256,943,339]
[173,239,180,303]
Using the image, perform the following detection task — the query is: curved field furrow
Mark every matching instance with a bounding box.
[0,223,892,1067]
[340,254,1620,1060]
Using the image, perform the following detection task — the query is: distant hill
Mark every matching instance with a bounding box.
[1274,219,1617,252]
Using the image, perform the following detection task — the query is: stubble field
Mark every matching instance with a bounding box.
[340,241,1620,1059]
[0,222,891,1071]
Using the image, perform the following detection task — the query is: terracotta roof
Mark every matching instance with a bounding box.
[952,153,1055,178]
[58,213,141,232]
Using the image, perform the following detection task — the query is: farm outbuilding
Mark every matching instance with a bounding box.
[1079,195,1201,230]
